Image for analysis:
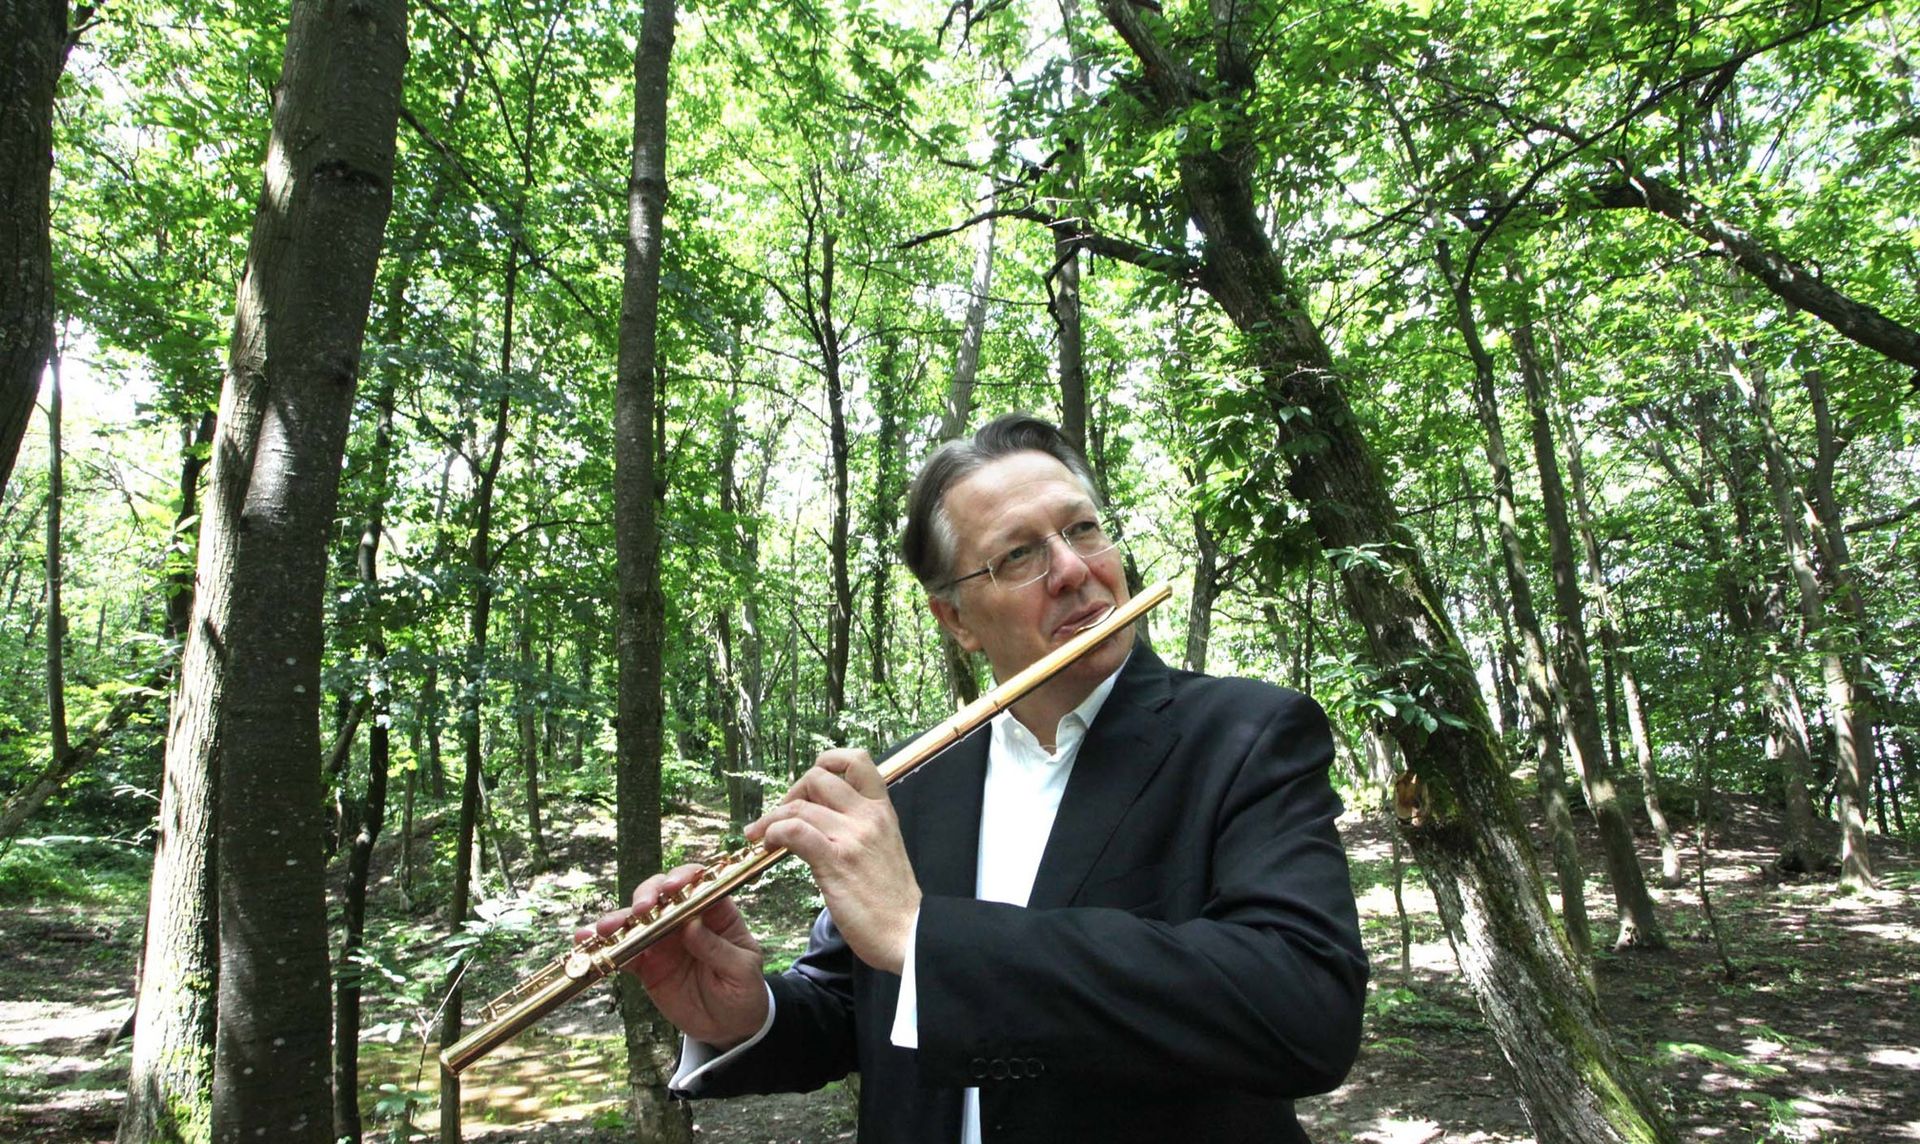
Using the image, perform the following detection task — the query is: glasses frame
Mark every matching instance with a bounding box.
[941,518,1121,593]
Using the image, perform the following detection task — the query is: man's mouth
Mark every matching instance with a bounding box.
[1058,603,1116,639]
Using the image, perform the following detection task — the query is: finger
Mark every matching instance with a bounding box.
[815,751,886,799]
[587,907,633,940]
[779,749,871,804]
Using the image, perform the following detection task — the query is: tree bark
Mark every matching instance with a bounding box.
[1591,170,1920,372]
[1095,7,1673,1139]
[1512,315,1664,949]
[612,2,690,1137]
[0,0,64,498]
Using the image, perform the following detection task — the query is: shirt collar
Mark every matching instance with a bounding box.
[990,648,1130,760]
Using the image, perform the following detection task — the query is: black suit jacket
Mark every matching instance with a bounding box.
[677,644,1367,1142]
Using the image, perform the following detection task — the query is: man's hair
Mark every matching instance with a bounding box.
[901,412,1104,598]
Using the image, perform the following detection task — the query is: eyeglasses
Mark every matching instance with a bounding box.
[943,519,1119,592]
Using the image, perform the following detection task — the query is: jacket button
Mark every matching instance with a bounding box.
[1027,1057,1045,1077]
[970,1057,989,1081]
[989,1058,1009,1080]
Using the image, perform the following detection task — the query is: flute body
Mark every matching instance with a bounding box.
[440,581,1172,1074]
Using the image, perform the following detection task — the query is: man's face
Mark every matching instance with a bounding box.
[928,451,1133,691]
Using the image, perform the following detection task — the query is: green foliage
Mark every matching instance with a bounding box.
[0,837,151,906]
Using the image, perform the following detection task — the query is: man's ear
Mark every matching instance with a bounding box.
[927,594,982,653]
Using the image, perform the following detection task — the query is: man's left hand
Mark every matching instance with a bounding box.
[748,749,922,975]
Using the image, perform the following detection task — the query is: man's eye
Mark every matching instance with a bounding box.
[998,543,1037,569]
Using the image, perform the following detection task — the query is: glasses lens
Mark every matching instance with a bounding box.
[990,521,1117,591]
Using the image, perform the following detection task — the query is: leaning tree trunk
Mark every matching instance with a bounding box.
[612,2,689,1138]
[134,1,407,1139]
[1436,241,1590,959]
[1730,354,1875,889]
[1512,315,1664,949]
[1592,168,1920,372]
[1092,6,1674,1140]
[1559,389,1679,885]
[0,0,64,497]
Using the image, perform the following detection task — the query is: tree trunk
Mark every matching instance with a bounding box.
[1797,366,1877,888]
[1730,356,1875,888]
[1634,396,1820,870]
[1558,390,1679,885]
[819,226,852,743]
[866,338,903,690]
[945,179,994,440]
[133,1,407,1138]
[334,362,401,1143]
[1435,240,1589,959]
[45,346,68,760]
[0,0,64,497]
[1052,0,1091,452]
[1183,506,1219,673]
[519,602,549,872]
[612,2,690,1138]
[439,360,514,1144]
[166,413,218,642]
[1512,315,1664,949]
[933,200,996,705]
[1096,6,1672,1139]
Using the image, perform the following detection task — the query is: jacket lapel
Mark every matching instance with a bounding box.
[1026,644,1180,910]
[898,722,990,899]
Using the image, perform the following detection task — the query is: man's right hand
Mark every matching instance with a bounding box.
[578,863,770,1049]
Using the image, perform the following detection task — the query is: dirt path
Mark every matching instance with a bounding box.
[2,796,1914,1142]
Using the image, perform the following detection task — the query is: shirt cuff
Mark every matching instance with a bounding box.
[889,908,921,1050]
[668,981,778,1093]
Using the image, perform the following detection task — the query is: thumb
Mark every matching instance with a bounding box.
[680,913,762,975]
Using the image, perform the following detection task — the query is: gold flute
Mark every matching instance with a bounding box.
[440,581,1171,1074]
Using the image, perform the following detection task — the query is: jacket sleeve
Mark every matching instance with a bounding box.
[911,688,1367,1097]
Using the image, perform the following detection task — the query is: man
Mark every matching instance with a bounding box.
[590,413,1366,1142]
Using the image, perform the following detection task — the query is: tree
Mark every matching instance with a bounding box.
[129,0,407,1136]
[1065,5,1676,1139]
[611,0,686,1136]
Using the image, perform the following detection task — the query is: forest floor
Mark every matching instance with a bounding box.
[1,788,1916,1143]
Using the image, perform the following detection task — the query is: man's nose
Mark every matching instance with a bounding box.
[1042,532,1091,592]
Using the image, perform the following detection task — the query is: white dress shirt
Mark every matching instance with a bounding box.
[674,660,1127,1144]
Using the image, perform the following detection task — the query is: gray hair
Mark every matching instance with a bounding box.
[901,413,1104,598]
